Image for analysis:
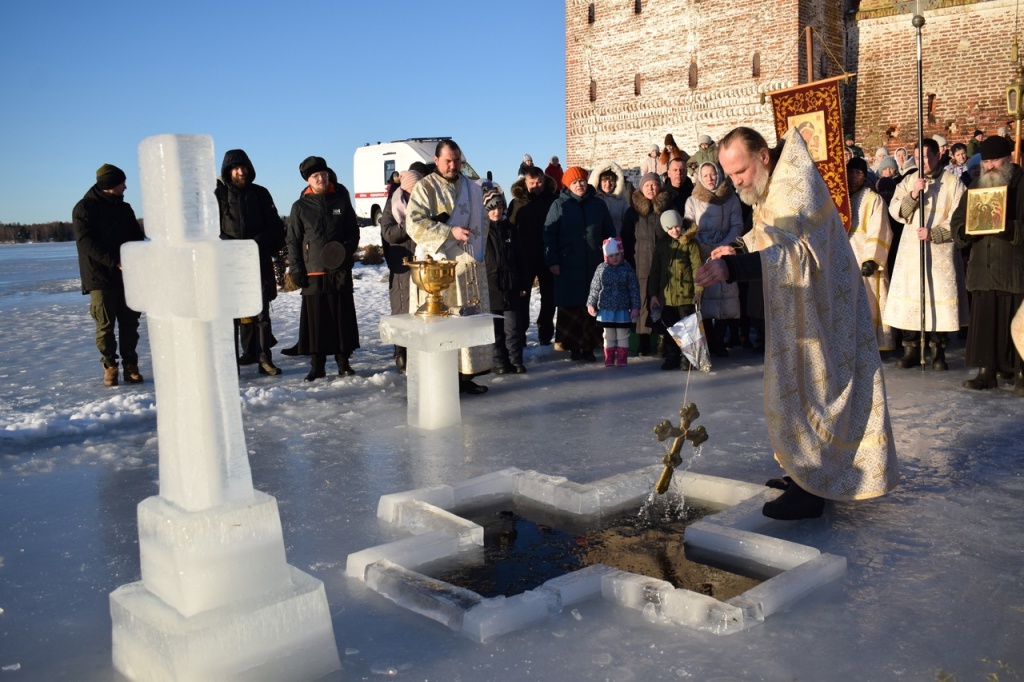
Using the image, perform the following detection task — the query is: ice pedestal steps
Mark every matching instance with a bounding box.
[110,134,339,681]
[348,466,847,642]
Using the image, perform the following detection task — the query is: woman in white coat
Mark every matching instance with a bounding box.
[684,162,743,356]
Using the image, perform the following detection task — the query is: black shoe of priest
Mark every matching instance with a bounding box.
[762,481,824,520]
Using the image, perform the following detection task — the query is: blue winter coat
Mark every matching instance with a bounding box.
[543,186,615,307]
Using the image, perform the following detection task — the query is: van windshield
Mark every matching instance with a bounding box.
[460,160,480,181]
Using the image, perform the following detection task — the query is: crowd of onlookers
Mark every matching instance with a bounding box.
[73,125,1021,396]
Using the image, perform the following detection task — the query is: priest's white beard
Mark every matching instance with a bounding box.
[976,163,1013,189]
[737,160,770,206]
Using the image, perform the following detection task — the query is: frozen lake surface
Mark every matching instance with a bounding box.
[1,239,1022,681]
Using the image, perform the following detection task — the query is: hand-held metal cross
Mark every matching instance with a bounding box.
[653,402,709,494]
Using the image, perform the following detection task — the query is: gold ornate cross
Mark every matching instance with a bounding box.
[653,402,709,494]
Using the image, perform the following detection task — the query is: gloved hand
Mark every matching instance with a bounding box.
[860,261,878,277]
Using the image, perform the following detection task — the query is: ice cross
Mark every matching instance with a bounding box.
[121,134,262,512]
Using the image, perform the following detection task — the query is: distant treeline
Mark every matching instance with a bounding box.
[1,219,149,244]
[1,222,75,243]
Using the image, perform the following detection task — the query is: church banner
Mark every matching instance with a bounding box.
[768,76,853,232]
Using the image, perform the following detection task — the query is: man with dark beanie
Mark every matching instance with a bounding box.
[215,149,286,376]
[72,164,146,386]
[286,156,361,381]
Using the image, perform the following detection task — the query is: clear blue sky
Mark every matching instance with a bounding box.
[0,1,566,225]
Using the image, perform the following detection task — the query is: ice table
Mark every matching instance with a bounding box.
[380,313,494,429]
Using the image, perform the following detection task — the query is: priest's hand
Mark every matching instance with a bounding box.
[916,226,930,241]
[695,259,728,287]
[710,245,736,259]
[451,226,473,242]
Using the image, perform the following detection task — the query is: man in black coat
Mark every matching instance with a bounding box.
[952,135,1024,394]
[286,156,361,381]
[72,164,146,387]
[507,167,558,345]
[215,149,286,376]
[663,157,695,214]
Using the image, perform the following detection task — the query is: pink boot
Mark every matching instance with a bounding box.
[616,347,628,367]
[604,348,615,367]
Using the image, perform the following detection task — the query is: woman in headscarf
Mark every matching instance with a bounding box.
[684,162,743,356]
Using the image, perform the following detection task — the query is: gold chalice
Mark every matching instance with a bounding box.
[405,255,457,317]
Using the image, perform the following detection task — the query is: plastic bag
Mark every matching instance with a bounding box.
[668,309,711,372]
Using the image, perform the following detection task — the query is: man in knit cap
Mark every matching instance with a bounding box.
[72,164,146,386]
[687,133,717,177]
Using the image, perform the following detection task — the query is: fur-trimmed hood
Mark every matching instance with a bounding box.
[588,160,629,200]
[691,162,734,205]
[631,188,673,217]
[511,173,558,202]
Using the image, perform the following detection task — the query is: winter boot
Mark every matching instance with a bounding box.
[336,353,356,377]
[679,355,692,371]
[394,346,407,375]
[103,364,119,387]
[931,345,947,371]
[258,358,281,376]
[762,481,824,520]
[304,354,326,382]
[963,367,997,390]
[897,342,921,369]
[616,347,628,367]
[1014,370,1024,397]
[123,364,144,384]
[637,334,651,357]
[708,322,729,357]
[661,353,681,370]
[604,348,615,367]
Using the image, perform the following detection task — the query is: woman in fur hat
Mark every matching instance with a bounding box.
[588,161,632,236]
[621,172,672,355]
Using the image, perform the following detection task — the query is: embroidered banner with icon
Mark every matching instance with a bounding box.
[768,75,853,232]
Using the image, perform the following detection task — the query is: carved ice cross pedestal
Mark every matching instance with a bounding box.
[109,135,339,682]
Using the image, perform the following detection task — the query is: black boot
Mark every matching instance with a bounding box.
[336,353,355,377]
[1014,370,1024,397]
[931,345,947,371]
[708,321,729,358]
[897,342,921,369]
[762,480,824,520]
[963,367,997,390]
[394,346,407,375]
[304,354,326,382]
[637,334,651,357]
[459,374,488,395]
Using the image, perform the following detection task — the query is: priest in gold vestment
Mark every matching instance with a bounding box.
[696,127,899,520]
[406,140,492,395]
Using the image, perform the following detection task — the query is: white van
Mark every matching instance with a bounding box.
[352,137,480,225]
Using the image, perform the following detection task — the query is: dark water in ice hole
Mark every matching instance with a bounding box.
[431,496,763,600]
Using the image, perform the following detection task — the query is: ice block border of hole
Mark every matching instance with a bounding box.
[111,133,340,681]
[349,466,848,640]
[379,313,495,429]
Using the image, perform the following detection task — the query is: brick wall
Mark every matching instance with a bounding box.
[565,0,1018,170]
[854,0,1017,155]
